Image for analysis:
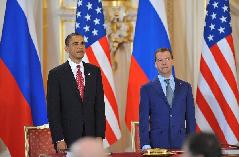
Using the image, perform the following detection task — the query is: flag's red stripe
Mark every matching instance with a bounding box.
[0,59,33,157]
[99,36,112,66]
[210,44,239,105]
[86,47,120,123]
[200,57,239,140]
[125,56,149,130]
[196,88,227,143]
[196,124,201,132]
[226,35,236,63]
[105,120,117,145]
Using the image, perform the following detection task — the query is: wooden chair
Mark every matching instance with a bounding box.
[131,121,140,152]
[24,125,61,157]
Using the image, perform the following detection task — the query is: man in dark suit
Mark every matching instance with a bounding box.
[139,48,196,150]
[47,33,105,153]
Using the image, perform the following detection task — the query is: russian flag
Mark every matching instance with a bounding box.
[0,0,48,156]
[125,0,171,130]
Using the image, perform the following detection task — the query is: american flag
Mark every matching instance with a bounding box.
[196,0,239,144]
[75,0,121,146]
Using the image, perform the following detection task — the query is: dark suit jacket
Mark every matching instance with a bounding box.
[139,77,196,149]
[47,61,105,147]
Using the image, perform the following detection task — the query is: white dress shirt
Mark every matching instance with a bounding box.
[68,58,85,86]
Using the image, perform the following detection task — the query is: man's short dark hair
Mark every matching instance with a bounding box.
[154,48,173,62]
[184,132,222,157]
[65,32,83,46]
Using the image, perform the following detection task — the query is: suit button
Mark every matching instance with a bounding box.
[170,114,172,117]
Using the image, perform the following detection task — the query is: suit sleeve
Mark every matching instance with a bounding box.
[185,84,196,134]
[95,68,106,138]
[47,70,64,143]
[139,86,151,148]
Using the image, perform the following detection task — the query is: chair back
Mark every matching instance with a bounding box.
[24,125,56,157]
[131,121,140,152]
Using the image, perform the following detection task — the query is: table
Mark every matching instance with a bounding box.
[45,151,239,157]
[110,152,239,157]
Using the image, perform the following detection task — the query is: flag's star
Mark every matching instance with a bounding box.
[95,7,102,14]
[93,18,100,25]
[84,36,88,42]
[212,1,219,8]
[208,34,214,41]
[92,29,98,36]
[211,12,217,20]
[77,0,82,6]
[86,2,92,10]
[209,23,215,30]
[220,16,227,23]
[85,14,91,21]
[76,11,81,17]
[218,27,225,33]
[222,5,228,12]
[103,23,107,29]
[83,25,90,32]
[75,22,80,28]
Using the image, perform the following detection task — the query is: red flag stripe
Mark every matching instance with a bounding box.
[196,88,227,143]
[226,35,236,63]
[210,44,239,105]
[86,46,120,124]
[200,57,239,140]
[195,103,213,132]
[0,59,33,157]
[196,124,201,132]
[125,56,149,130]
[105,120,117,145]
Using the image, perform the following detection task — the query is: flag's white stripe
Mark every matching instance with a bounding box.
[202,40,239,119]
[195,103,213,132]
[104,96,121,139]
[17,0,39,55]
[91,41,117,95]
[150,0,170,40]
[198,73,237,143]
[217,39,238,81]
[103,139,110,148]
[0,0,7,41]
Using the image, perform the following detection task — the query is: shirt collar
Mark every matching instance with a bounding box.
[158,74,174,82]
[68,58,83,70]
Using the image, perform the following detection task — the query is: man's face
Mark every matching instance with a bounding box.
[65,35,85,62]
[155,50,173,77]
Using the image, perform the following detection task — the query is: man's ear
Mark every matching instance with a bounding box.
[64,46,68,53]
[155,63,157,68]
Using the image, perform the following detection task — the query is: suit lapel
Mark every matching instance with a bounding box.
[152,78,168,105]
[83,62,91,101]
[63,61,82,102]
[172,78,182,107]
